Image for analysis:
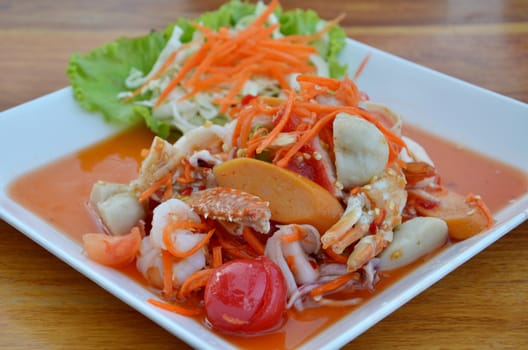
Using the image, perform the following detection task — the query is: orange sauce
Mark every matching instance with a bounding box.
[8,125,154,240]
[7,124,528,349]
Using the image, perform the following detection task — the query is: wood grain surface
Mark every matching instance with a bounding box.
[1,1,527,349]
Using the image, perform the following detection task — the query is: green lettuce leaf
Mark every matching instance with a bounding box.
[164,0,258,42]
[67,31,168,134]
[327,26,347,78]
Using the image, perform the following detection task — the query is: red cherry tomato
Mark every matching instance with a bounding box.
[204,256,287,334]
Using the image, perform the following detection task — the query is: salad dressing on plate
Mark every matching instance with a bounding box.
[8,124,527,349]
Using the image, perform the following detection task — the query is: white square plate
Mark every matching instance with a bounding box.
[1,38,527,349]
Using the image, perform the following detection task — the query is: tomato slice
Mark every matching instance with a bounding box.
[243,257,287,333]
[204,257,287,334]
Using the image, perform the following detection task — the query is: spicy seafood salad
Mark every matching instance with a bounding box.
[72,0,493,336]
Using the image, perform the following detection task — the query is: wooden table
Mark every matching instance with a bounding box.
[1,0,527,349]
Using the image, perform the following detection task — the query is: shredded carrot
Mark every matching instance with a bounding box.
[309,272,358,297]
[275,110,339,168]
[296,75,341,90]
[149,0,328,113]
[177,269,214,299]
[161,250,175,296]
[138,172,172,202]
[175,159,194,184]
[324,247,348,264]
[352,52,372,81]
[154,43,210,107]
[216,228,257,259]
[241,227,265,255]
[212,246,223,268]
[256,90,296,154]
[230,75,408,171]
[160,174,174,201]
[162,220,213,258]
[123,42,193,102]
[286,255,297,274]
[336,75,360,106]
[147,298,202,317]
[238,109,260,149]
[280,226,304,243]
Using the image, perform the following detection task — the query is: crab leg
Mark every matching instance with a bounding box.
[346,232,387,272]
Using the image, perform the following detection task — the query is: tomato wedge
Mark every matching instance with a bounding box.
[204,256,287,334]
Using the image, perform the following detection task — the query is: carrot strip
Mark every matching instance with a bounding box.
[256,90,296,154]
[212,246,223,268]
[146,0,325,113]
[238,109,260,148]
[177,269,214,299]
[216,229,257,259]
[296,75,341,90]
[352,52,372,81]
[163,222,215,258]
[280,226,304,243]
[246,0,280,29]
[175,159,194,184]
[286,255,296,274]
[309,272,358,297]
[161,250,175,296]
[123,42,194,102]
[242,227,265,255]
[324,247,348,264]
[218,67,253,113]
[275,110,339,167]
[147,298,202,316]
[122,50,177,102]
[161,174,174,201]
[155,42,210,107]
[138,172,172,202]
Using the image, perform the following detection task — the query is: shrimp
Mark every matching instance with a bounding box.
[136,236,207,291]
[149,198,202,249]
[136,198,208,291]
[82,228,142,267]
[321,167,407,271]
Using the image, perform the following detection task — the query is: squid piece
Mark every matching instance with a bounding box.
[131,136,177,193]
[322,168,407,271]
[89,181,145,236]
[132,122,234,194]
[378,217,448,271]
[400,136,435,166]
[360,101,403,135]
[333,113,389,188]
[265,224,321,298]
